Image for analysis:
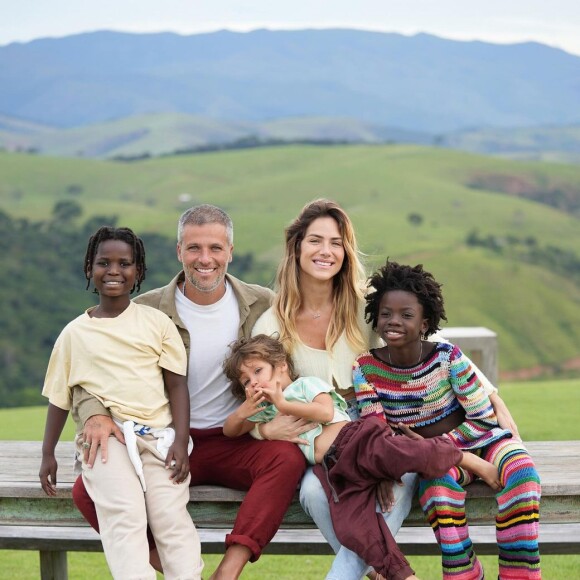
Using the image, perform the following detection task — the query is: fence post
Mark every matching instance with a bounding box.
[439,327,498,386]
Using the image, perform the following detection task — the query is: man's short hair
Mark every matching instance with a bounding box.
[177,204,234,245]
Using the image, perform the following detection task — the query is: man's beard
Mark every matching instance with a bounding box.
[184,267,226,293]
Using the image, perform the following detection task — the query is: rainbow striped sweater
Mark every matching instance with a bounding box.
[353,342,511,450]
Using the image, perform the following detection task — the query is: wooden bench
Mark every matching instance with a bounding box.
[2,440,579,579]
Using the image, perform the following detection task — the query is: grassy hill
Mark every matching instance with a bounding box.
[2,144,580,376]
[2,110,578,162]
[9,113,256,158]
[441,124,580,164]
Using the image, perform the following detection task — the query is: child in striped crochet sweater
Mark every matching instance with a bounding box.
[354,260,541,580]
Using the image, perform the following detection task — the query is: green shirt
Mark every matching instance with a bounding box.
[248,376,350,464]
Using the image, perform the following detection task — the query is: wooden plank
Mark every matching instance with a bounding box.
[1,441,579,528]
[2,524,579,555]
[3,440,580,494]
[0,526,102,552]
[1,490,578,528]
[40,550,68,580]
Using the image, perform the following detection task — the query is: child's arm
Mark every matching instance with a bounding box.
[163,369,192,484]
[466,352,521,438]
[399,423,503,492]
[39,403,70,496]
[73,386,125,468]
[489,392,520,440]
[223,389,267,437]
[352,358,388,422]
[446,345,507,446]
[458,451,503,492]
[261,381,335,423]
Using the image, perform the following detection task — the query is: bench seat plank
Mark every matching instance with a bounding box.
[3,440,579,493]
[1,440,579,528]
[1,523,579,556]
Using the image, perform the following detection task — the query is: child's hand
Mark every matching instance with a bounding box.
[238,388,266,419]
[376,479,403,513]
[260,380,285,407]
[477,460,503,492]
[397,423,423,440]
[166,442,190,484]
[39,454,58,496]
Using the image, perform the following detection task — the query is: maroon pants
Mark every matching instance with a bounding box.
[314,417,463,580]
[72,427,306,561]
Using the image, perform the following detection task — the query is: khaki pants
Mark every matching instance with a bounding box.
[82,435,203,580]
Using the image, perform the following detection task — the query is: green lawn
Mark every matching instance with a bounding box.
[0,552,577,579]
[1,378,578,578]
[4,378,578,442]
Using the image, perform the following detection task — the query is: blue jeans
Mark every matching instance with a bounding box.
[300,469,418,580]
[299,402,418,580]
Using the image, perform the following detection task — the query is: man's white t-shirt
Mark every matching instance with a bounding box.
[175,281,240,429]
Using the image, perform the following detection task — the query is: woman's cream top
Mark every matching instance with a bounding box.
[252,304,381,396]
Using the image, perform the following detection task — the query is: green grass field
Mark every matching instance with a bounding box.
[4,379,578,442]
[2,552,576,580]
[1,378,579,578]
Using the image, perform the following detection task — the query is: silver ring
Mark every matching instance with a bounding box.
[82,442,91,449]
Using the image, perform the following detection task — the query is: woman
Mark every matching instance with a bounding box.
[252,198,519,580]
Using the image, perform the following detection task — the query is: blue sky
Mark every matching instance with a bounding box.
[2,0,579,56]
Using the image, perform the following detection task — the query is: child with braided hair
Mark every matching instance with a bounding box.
[354,260,541,580]
[39,226,203,579]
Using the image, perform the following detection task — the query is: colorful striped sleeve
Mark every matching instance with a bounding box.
[353,354,387,422]
[445,345,506,448]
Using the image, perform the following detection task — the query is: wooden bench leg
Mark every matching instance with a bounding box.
[40,550,68,580]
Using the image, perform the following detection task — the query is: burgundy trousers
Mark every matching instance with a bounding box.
[72,427,306,561]
[314,417,463,580]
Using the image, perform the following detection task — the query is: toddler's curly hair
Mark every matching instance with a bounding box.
[224,334,298,401]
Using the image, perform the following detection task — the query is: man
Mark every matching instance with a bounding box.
[72,205,307,579]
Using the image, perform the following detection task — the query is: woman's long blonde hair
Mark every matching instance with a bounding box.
[274,199,366,353]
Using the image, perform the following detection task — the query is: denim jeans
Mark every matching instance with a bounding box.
[300,400,419,580]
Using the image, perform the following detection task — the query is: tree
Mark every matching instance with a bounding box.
[407,213,424,226]
[52,200,83,224]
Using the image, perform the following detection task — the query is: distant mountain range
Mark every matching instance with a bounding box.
[0,112,434,158]
[1,29,579,133]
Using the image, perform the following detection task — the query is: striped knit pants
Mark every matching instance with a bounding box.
[418,438,541,579]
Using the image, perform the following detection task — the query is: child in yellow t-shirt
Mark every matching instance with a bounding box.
[40,226,203,580]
